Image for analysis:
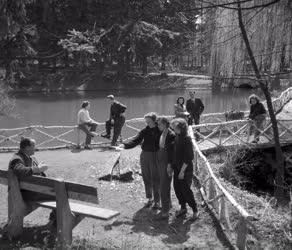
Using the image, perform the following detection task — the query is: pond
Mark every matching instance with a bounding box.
[0,88,280,129]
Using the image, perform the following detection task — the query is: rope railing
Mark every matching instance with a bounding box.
[189,126,251,250]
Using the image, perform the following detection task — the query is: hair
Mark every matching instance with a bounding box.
[249,94,260,104]
[176,96,185,105]
[81,101,90,108]
[20,137,35,150]
[144,112,157,122]
[157,116,170,128]
[171,118,188,136]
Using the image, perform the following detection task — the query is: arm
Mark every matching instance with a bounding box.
[186,100,191,113]
[123,129,144,149]
[166,133,175,165]
[118,102,127,114]
[183,137,194,165]
[84,110,93,123]
[10,159,33,177]
[199,99,204,114]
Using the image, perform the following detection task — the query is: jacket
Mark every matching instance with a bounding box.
[160,128,176,164]
[172,135,194,171]
[8,150,45,177]
[124,125,161,152]
[110,101,127,120]
[186,98,204,118]
[249,102,266,120]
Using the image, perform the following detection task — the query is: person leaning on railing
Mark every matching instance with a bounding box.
[101,95,127,146]
[248,94,267,143]
[117,112,161,210]
[77,101,98,149]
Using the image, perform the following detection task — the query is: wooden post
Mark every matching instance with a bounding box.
[194,151,199,175]
[7,171,34,239]
[219,196,232,230]
[236,216,247,250]
[219,127,222,146]
[54,179,76,250]
[76,127,81,148]
[208,179,216,201]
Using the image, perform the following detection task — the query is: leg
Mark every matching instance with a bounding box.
[140,151,152,201]
[112,116,125,146]
[105,120,112,137]
[78,124,93,146]
[150,152,160,205]
[180,172,197,213]
[88,122,97,132]
[173,170,186,210]
[158,150,171,213]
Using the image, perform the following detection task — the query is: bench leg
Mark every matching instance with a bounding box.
[54,180,77,249]
[7,171,36,239]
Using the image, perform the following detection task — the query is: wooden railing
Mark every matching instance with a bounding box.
[189,126,252,250]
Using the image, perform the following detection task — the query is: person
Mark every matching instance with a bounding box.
[77,101,98,149]
[186,91,204,140]
[101,95,127,146]
[174,97,189,120]
[8,137,56,225]
[156,117,175,219]
[170,118,199,220]
[248,94,267,143]
[117,112,161,209]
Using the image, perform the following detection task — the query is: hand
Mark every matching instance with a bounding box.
[167,164,173,177]
[32,162,48,174]
[114,144,125,151]
[178,169,185,180]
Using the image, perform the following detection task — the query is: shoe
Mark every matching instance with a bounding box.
[144,199,153,208]
[251,140,258,144]
[156,212,169,220]
[190,211,200,221]
[84,145,92,150]
[175,208,187,218]
[152,202,160,210]
[101,134,110,139]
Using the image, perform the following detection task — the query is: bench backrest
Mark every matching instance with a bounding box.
[0,170,98,204]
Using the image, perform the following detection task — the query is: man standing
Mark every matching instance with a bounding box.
[102,95,127,146]
[186,91,204,140]
[77,101,98,149]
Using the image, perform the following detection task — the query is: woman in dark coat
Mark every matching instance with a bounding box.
[156,117,175,219]
[118,112,161,209]
[248,94,266,143]
[170,118,199,219]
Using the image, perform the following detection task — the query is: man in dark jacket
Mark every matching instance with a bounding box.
[8,137,56,226]
[102,95,127,146]
[186,91,204,140]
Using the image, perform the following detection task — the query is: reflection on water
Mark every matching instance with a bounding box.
[0,88,275,128]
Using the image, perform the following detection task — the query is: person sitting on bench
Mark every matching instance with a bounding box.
[101,95,127,146]
[77,101,98,149]
[8,137,56,225]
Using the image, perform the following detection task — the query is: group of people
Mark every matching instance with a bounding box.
[117,114,199,220]
[6,91,267,231]
[77,91,205,149]
[77,95,127,149]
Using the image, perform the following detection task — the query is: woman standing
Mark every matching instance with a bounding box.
[118,113,161,209]
[174,97,189,120]
[157,117,175,219]
[248,94,266,143]
[170,118,198,219]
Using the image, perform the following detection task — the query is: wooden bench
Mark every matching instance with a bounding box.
[0,169,119,249]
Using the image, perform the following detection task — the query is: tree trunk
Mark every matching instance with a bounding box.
[237,3,286,203]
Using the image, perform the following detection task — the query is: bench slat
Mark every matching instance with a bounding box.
[0,170,98,204]
[36,201,120,220]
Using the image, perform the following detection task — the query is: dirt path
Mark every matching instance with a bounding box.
[0,148,231,249]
